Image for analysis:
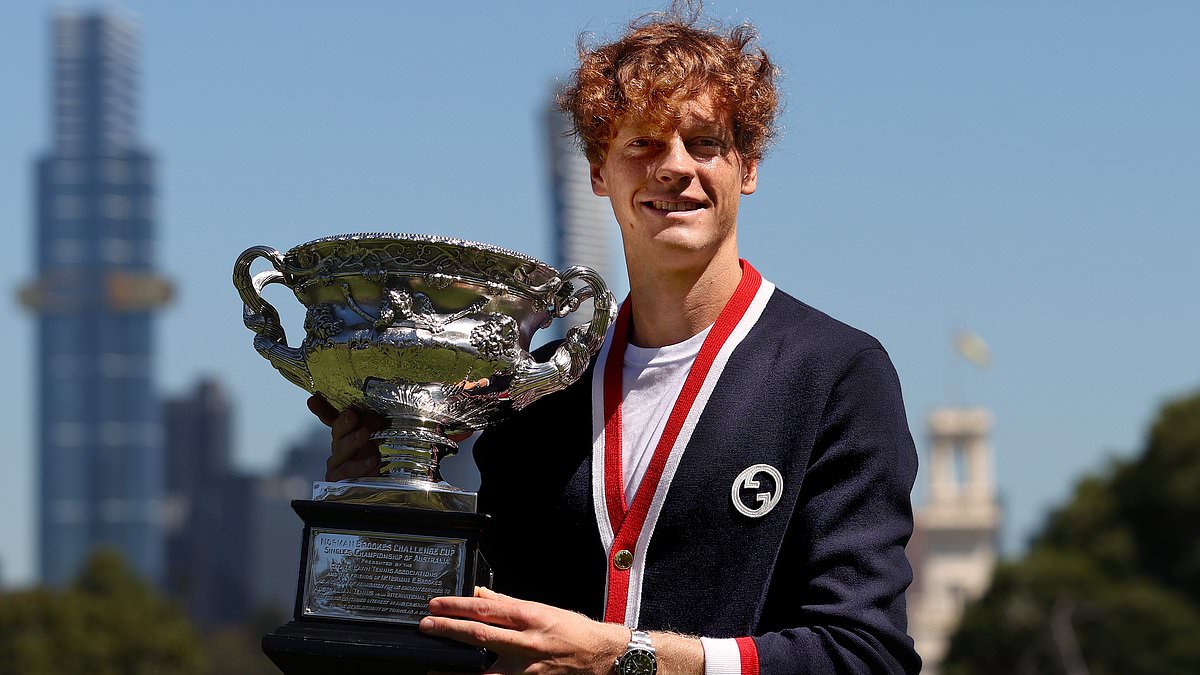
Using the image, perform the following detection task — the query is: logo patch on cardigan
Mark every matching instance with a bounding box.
[732,464,783,518]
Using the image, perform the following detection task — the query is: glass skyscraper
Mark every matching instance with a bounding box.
[545,99,621,332]
[21,10,171,585]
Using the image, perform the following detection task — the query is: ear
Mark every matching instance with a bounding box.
[740,159,759,195]
[590,162,609,197]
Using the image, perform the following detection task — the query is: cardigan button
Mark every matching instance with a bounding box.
[613,549,633,570]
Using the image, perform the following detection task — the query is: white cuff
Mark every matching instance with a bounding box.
[700,637,742,675]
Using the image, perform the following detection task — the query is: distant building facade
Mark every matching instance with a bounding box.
[249,427,330,618]
[21,10,172,585]
[164,379,254,624]
[163,382,348,626]
[545,99,621,334]
[907,408,1001,674]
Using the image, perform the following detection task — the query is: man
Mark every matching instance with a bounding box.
[313,8,920,674]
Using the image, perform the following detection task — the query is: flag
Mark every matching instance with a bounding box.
[955,331,992,369]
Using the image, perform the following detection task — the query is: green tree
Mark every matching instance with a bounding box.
[945,550,1200,675]
[0,549,206,675]
[944,391,1200,675]
[1112,394,1200,604]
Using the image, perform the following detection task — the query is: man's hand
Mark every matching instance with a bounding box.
[307,394,383,481]
[420,587,630,675]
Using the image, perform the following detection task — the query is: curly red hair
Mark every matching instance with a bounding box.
[558,5,779,163]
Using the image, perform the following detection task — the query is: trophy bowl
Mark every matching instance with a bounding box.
[233,233,615,504]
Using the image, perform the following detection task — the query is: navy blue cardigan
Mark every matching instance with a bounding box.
[474,287,921,674]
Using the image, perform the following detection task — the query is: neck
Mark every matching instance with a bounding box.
[623,244,743,348]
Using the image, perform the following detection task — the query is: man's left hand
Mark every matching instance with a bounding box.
[419,586,629,674]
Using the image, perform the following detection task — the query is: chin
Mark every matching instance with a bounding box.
[656,224,733,252]
[646,237,724,271]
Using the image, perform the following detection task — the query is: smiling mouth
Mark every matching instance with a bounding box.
[646,200,705,212]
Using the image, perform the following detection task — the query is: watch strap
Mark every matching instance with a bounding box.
[614,629,657,675]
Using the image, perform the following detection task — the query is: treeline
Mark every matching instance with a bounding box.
[0,550,278,675]
[944,391,1200,675]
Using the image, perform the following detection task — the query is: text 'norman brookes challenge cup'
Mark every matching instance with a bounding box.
[233,233,615,509]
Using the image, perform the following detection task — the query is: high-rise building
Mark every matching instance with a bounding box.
[19,10,172,585]
[164,379,253,624]
[907,408,1001,674]
[545,99,621,333]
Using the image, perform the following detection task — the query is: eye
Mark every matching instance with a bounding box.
[689,137,726,156]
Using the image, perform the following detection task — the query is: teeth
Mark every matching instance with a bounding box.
[653,201,702,212]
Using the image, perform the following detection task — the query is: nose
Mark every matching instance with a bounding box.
[655,137,695,186]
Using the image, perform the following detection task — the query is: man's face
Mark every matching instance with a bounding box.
[590,93,758,272]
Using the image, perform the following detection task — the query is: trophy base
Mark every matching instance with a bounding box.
[312,479,478,512]
[263,619,491,674]
[263,499,492,673]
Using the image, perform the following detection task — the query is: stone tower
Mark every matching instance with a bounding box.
[908,408,1001,673]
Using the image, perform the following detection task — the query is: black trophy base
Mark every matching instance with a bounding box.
[263,619,490,675]
[262,499,492,674]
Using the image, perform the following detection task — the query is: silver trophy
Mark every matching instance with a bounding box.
[234,234,613,660]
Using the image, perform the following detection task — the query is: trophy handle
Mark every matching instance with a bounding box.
[509,266,615,410]
[233,246,314,393]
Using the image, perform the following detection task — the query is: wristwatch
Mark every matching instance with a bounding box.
[614,629,657,675]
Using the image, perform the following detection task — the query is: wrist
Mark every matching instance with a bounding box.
[600,623,634,674]
[605,627,706,675]
[649,632,706,675]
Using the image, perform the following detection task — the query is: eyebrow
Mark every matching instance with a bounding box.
[618,121,730,138]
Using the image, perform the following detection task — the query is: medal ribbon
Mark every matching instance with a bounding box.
[601,261,763,623]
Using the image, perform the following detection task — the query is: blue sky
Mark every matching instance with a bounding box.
[1,1,1196,585]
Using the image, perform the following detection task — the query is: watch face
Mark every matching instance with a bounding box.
[618,649,657,675]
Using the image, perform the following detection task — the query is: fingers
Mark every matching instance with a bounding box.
[306,394,339,427]
[330,409,387,442]
[475,586,514,601]
[419,614,523,650]
[428,595,530,630]
[328,421,368,467]
[423,592,624,675]
[330,408,363,443]
[325,444,380,482]
[324,407,387,482]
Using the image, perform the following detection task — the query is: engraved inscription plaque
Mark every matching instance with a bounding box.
[302,529,467,625]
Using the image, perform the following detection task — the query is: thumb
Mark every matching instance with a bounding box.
[474,586,515,601]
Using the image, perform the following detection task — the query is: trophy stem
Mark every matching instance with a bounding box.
[374,420,459,484]
[313,416,475,512]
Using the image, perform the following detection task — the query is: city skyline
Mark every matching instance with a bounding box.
[1,2,1197,585]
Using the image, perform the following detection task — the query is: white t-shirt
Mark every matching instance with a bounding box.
[619,325,711,507]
